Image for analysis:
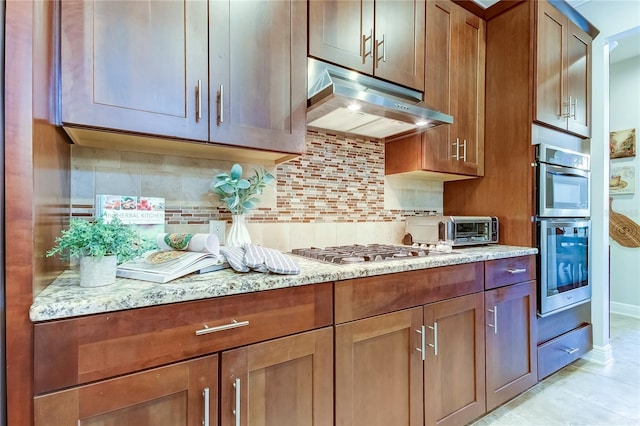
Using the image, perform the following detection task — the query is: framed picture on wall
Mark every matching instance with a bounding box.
[610,128,636,159]
[609,165,635,195]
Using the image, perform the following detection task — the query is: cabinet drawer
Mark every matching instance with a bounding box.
[485,255,536,290]
[537,323,592,380]
[335,262,483,323]
[34,283,332,394]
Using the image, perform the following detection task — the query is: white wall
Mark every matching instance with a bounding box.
[609,54,640,317]
[575,0,640,363]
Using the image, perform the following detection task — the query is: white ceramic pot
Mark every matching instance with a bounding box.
[226,214,251,247]
[79,255,117,287]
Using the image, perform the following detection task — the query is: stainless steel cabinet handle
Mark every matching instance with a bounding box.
[452,138,460,160]
[232,378,241,426]
[507,268,527,274]
[562,96,571,118]
[428,322,438,356]
[195,319,249,336]
[203,387,210,426]
[362,28,373,64]
[571,97,578,119]
[375,33,386,66]
[487,306,498,334]
[196,80,202,121]
[217,85,224,125]
[462,139,467,162]
[564,347,579,355]
[415,326,426,361]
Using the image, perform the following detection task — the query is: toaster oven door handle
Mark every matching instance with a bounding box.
[507,268,527,274]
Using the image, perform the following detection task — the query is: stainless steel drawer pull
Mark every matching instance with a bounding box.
[507,268,527,274]
[233,378,241,426]
[564,347,579,355]
[428,322,438,356]
[195,319,249,336]
[203,387,210,426]
[415,326,426,361]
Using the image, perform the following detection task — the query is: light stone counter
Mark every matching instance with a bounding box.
[30,245,537,322]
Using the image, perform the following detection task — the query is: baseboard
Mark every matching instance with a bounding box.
[582,343,614,365]
[610,301,640,319]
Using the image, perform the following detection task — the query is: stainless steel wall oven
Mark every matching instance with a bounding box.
[535,143,591,317]
[537,219,591,316]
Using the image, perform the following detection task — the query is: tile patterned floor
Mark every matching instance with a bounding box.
[472,314,640,426]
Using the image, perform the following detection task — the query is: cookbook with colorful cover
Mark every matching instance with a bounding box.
[95,194,165,242]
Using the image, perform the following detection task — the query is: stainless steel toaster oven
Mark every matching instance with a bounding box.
[405,216,499,246]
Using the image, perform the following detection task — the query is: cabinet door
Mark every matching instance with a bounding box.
[454,8,485,176]
[220,328,333,426]
[535,1,568,131]
[308,0,374,75]
[335,308,424,426]
[423,293,486,426]
[566,21,591,137]
[209,0,307,154]
[34,355,218,426]
[485,280,538,411]
[420,1,484,177]
[61,0,209,141]
[374,0,425,90]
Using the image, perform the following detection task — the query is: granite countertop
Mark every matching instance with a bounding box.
[30,244,537,322]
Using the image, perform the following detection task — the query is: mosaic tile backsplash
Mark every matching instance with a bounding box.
[71,131,443,251]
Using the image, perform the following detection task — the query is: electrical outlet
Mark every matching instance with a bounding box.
[209,220,226,245]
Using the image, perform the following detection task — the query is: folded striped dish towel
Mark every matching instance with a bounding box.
[220,244,301,275]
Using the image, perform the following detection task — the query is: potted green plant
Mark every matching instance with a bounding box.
[47,216,152,287]
[210,163,275,247]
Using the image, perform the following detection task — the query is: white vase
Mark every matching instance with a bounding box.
[79,255,117,287]
[227,214,251,247]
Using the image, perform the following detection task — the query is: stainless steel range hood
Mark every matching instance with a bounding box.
[307,58,453,140]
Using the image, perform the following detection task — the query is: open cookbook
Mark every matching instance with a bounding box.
[116,233,228,283]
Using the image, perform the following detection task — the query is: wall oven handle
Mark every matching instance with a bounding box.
[507,268,527,274]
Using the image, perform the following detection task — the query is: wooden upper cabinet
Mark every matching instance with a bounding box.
[209,0,307,155]
[34,355,218,426]
[61,0,209,141]
[308,0,425,91]
[385,0,484,179]
[535,0,591,138]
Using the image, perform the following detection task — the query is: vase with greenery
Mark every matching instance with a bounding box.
[210,163,275,247]
[47,216,153,287]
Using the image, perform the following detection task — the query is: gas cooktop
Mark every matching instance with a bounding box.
[291,244,431,265]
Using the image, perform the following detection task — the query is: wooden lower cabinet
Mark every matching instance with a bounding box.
[335,293,485,426]
[424,293,486,426]
[220,327,334,426]
[335,308,424,426]
[34,354,218,426]
[484,280,538,411]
